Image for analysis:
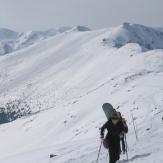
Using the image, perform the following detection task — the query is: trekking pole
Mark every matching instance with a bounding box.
[96,140,102,163]
[106,151,109,158]
[124,134,129,161]
[106,151,109,163]
[131,113,138,141]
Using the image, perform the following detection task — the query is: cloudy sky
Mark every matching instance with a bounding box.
[0,0,163,31]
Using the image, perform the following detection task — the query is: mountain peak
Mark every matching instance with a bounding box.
[103,23,163,50]
[70,26,91,32]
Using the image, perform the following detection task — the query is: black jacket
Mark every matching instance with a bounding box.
[100,119,128,142]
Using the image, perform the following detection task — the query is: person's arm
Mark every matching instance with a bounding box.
[100,122,108,138]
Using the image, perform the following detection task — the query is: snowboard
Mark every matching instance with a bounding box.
[102,103,114,120]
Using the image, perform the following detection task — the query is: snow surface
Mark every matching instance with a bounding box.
[0,23,163,163]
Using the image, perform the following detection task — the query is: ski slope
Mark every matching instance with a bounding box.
[0,23,163,163]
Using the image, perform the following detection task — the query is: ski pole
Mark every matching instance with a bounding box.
[106,151,109,163]
[131,113,138,141]
[124,134,129,161]
[106,151,109,158]
[96,140,102,163]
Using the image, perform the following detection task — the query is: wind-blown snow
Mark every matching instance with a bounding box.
[0,23,163,163]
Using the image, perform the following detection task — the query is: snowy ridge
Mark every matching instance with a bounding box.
[0,28,18,55]
[0,28,18,41]
[0,23,163,163]
[102,22,163,50]
[15,26,90,50]
[68,25,91,32]
[0,26,90,55]
[1,23,163,55]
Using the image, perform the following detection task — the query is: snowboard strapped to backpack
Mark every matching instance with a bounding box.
[102,103,115,120]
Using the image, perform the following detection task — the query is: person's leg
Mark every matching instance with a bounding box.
[109,147,118,163]
[114,141,120,162]
[109,158,116,163]
[109,148,115,163]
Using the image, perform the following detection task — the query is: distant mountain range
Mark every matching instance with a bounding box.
[0,26,91,55]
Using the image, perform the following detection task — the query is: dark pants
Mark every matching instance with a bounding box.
[108,141,120,163]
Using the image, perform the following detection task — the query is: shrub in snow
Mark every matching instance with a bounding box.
[0,99,31,124]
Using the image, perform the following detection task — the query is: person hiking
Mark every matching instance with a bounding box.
[100,111,128,163]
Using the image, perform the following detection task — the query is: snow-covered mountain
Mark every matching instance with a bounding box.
[14,26,90,50]
[0,28,18,55]
[0,26,90,55]
[0,23,163,163]
[0,28,18,41]
[1,23,163,56]
[102,22,163,50]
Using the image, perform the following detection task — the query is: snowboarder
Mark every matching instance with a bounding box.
[100,111,128,163]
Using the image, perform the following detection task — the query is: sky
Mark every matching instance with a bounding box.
[0,0,163,32]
